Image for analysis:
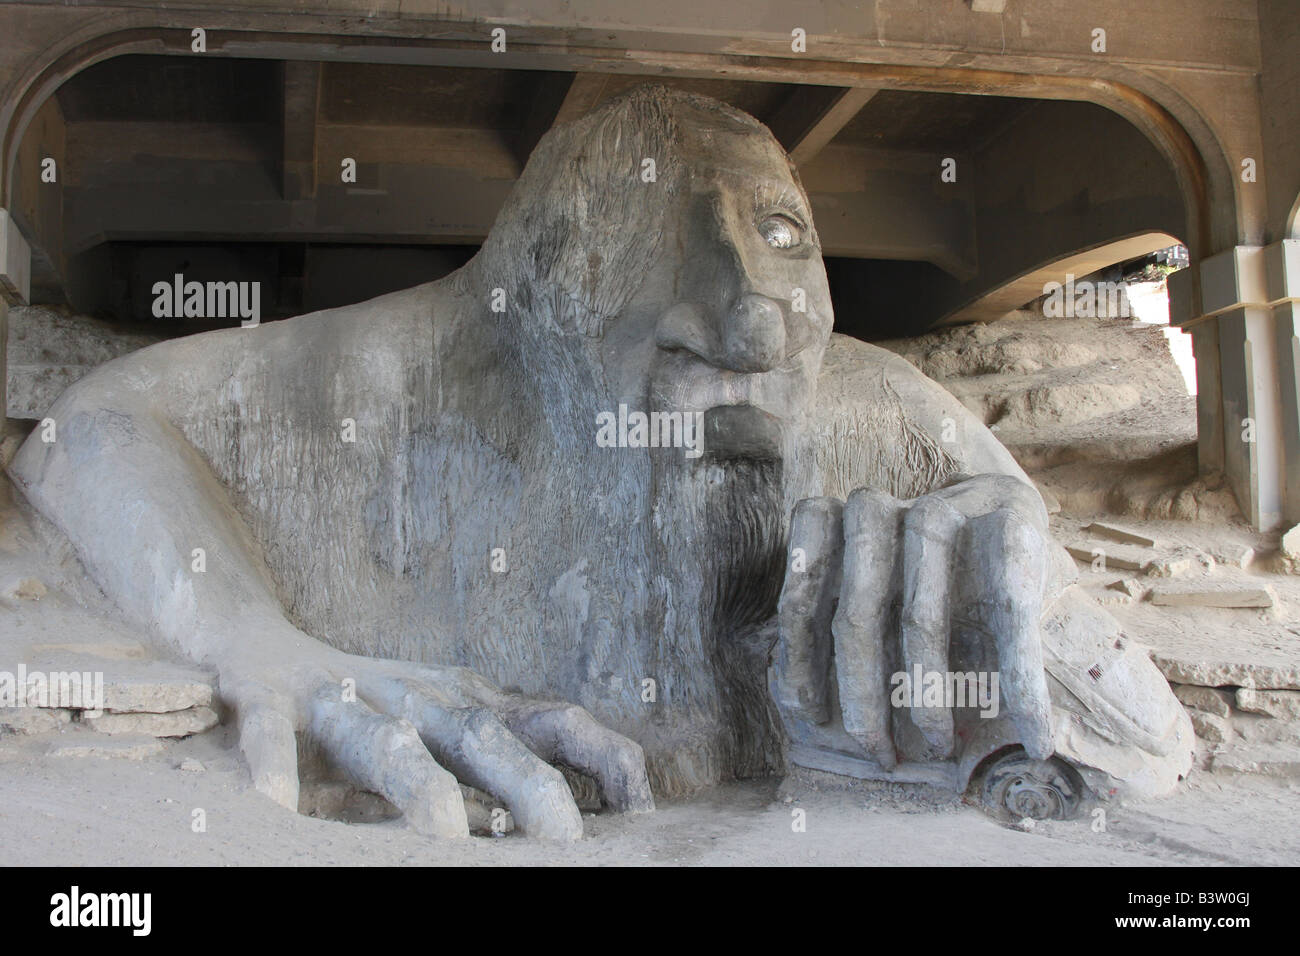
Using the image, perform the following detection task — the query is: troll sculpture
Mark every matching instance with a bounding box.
[10,86,1191,838]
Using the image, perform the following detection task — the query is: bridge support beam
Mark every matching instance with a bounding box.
[1269,242,1300,527]
[0,207,33,409]
[1172,240,1300,529]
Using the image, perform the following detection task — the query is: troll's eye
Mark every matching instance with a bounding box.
[758,215,800,249]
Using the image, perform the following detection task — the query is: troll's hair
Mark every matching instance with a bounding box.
[469,84,811,338]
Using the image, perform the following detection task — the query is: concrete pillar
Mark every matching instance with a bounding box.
[1216,306,1284,529]
[1172,243,1297,530]
[1277,299,1300,523]
[1267,240,1300,525]
[0,208,34,411]
[1187,320,1225,474]
[0,297,7,416]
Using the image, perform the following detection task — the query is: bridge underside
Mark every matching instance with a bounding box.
[8,55,1187,334]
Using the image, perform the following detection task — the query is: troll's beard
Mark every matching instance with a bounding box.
[501,318,799,791]
[642,423,790,792]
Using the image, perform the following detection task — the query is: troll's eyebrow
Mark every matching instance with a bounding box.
[753,180,810,221]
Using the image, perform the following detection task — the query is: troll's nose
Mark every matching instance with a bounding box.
[721,293,786,372]
[655,293,788,373]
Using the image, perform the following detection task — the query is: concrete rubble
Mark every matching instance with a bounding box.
[1065,543,1145,571]
[1173,685,1232,717]
[1149,585,1274,608]
[1166,679,1300,776]
[1236,688,1300,719]
[84,707,219,738]
[0,554,222,750]
[1,656,220,740]
[1085,521,1157,548]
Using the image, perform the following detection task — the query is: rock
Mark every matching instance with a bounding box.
[1128,597,1300,689]
[1211,545,1255,570]
[84,706,218,738]
[16,654,216,714]
[1154,654,1300,692]
[0,707,72,735]
[178,757,206,773]
[1065,544,1144,571]
[1281,524,1300,559]
[1085,522,1157,548]
[1233,711,1300,745]
[1174,685,1232,717]
[1190,710,1229,744]
[1210,743,1300,778]
[996,383,1141,429]
[48,734,164,760]
[1144,555,1198,578]
[6,305,161,420]
[908,332,1094,381]
[103,673,214,714]
[1093,588,1133,607]
[1149,586,1273,608]
[1236,688,1300,720]
[1107,577,1148,599]
[1015,817,1036,832]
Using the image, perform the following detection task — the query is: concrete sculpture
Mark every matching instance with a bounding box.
[9,86,1192,838]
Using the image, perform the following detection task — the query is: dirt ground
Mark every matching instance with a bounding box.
[1,726,1296,866]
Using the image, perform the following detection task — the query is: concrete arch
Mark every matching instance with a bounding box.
[1,22,175,208]
[942,232,1183,326]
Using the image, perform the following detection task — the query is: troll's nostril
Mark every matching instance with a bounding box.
[655,301,716,358]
